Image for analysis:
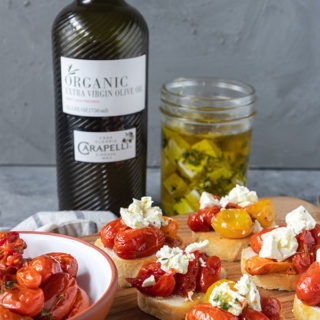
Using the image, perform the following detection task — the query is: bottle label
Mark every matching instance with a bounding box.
[60,56,146,117]
[73,129,136,163]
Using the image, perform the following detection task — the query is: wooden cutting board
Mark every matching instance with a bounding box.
[83,196,320,320]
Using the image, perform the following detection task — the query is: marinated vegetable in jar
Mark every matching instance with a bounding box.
[161,125,252,215]
[159,77,256,216]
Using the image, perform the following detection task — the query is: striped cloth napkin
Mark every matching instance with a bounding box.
[12,211,118,237]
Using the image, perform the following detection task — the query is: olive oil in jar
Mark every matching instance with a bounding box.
[160,78,256,216]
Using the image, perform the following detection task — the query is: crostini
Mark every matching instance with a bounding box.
[127,240,226,320]
[188,185,275,261]
[185,274,284,320]
[241,205,320,291]
[95,196,182,287]
[293,250,320,319]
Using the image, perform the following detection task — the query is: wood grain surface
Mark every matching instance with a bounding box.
[83,197,320,320]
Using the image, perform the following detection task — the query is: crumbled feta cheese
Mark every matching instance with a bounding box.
[120,196,167,229]
[221,185,258,208]
[186,291,194,301]
[259,227,298,261]
[209,282,247,316]
[199,185,258,209]
[185,240,209,253]
[285,206,316,236]
[235,275,261,311]
[156,245,195,274]
[199,192,220,209]
[142,275,156,287]
[317,249,320,262]
[252,220,263,234]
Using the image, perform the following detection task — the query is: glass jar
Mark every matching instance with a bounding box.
[160,77,256,216]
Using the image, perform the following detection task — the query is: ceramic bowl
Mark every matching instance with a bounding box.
[19,231,118,320]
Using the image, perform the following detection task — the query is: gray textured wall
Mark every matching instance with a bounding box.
[0,0,319,168]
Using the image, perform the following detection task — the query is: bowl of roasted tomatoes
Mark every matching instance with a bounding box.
[0,231,117,320]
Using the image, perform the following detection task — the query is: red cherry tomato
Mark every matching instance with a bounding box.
[197,255,221,293]
[173,252,201,297]
[186,304,239,320]
[187,207,221,232]
[100,218,127,249]
[47,252,78,278]
[239,307,269,320]
[41,273,78,320]
[0,305,33,320]
[260,296,281,320]
[311,224,320,244]
[296,230,316,252]
[292,251,313,274]
[0,283,44,317]
[113,227,165,259]
[17,255,62,289]
[127,261,176,297]
[67,286,90,317]
[295,261,320,306]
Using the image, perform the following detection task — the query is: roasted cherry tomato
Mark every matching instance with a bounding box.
[245,199,275,228]
[47,252,78,278]
[67,286,90,318]
[292,251,313,274]
[0,232,26,271]
[126,261,176,297]
[250,227,275,254]
[186,304,239,320]
[161,216,179,240]
[100,218,127,249]
[0,305,33,320]
[260,295,281,320]
[0,283,44,317]
[212,209,253,239]
[239,307,269,320]
[41,273,78,320]
[187,207,221,232]
[311,223,320,244]
[245,255,296,275]
[173,252,200,297]
[295,261,320,306]
[17,255,62,289]
[113,226,165,259]
[197,255,221,293]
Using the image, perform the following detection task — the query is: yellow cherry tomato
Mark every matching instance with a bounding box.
[204,279,236,303]
[245,199,275,228]
[212,209,253,239]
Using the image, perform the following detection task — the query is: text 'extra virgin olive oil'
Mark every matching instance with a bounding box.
[52,0,148,214]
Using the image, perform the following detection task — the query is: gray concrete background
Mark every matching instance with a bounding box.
[0,0,319,168]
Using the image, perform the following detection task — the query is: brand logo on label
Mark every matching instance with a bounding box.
[75,129,135,161]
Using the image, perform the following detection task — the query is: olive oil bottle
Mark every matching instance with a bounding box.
[52,0,148,213]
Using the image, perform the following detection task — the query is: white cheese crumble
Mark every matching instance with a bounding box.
[120,196,167,229]
[252,220,263,234]
[221,185,258,208]
[317,249,320,262]
[199,192,221,209]
[156,245,195,274]
[199,185,258,210]
[185,240,209,253]
[234,275,261,311]
[141,275,156,287]
[259,227,298,261]
[285,206,316,236]
[209,282,246,316]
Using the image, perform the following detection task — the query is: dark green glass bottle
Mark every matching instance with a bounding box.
[52,0,148,214]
